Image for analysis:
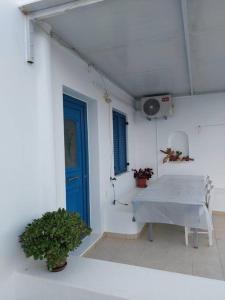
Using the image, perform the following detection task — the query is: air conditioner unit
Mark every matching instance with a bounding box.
[141,95,173,120]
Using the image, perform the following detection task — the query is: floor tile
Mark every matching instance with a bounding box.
[85,216,225,281]
[192,261,224,280]
[215,229,225,240]
[163,259,193,275]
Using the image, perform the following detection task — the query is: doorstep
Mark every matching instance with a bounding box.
[71,233,102,257]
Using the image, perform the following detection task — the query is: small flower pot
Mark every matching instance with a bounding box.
[136,178,148,188]
[48,260,67,272]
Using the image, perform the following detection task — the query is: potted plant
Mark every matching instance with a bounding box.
[160,148,194,163]
[19,208,91,272]
[132,168,154,188]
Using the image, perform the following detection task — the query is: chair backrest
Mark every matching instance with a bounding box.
[205,178,213,191]
[205,184,214,216]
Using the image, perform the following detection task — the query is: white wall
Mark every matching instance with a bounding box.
[50,37,139,235]
[9,257,225,300]
[2,0,225,283]
[138,93,225,211]
[158,94,225,211]
[0,0,144,279]
[0,0,55,280]
[134,112,158,177]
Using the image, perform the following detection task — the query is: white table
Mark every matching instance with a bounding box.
[132,175,212,248]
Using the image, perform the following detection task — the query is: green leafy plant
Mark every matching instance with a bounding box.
[19,208,91,271]
[160,148,194,163]
[132,168,154,179]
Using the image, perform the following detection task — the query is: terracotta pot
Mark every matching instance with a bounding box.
[48,260,67,272]
[136,178,147,188]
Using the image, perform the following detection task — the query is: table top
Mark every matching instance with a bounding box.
[132,175,205,206]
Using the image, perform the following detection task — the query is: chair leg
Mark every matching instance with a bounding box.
[208,229,213,247]
[185,226,189,246]
[206,210,213,247]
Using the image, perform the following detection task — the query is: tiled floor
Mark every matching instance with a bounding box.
[84,215,225,281]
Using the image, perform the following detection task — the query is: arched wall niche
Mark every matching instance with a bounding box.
[168,131,189,156]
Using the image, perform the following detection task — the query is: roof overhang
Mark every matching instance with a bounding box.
[19,0,86,14]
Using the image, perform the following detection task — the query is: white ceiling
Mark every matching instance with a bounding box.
[21,0,225,97]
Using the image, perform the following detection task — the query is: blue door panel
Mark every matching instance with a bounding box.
[63,94,89,225]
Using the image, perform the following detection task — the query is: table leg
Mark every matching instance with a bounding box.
[148,223,154,242]
[193,228,198,248]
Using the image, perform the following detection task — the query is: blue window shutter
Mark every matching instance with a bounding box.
[113,111,127,175]
[113,112,120,175]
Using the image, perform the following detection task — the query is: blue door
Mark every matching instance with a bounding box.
[63,94,89,225]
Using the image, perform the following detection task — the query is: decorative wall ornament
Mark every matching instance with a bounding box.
[160,148,194,164]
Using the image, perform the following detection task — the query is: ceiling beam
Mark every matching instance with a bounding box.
[21,0,105,21]
[180,0,194,95]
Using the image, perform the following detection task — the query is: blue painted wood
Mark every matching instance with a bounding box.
[113,112,120,175]
[63,94,89,225]
[113,111,127,175]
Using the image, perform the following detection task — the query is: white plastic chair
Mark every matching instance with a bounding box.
[206,175,210,183]
[185,177,214,247]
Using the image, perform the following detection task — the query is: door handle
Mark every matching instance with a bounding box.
[67,176,79,183]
